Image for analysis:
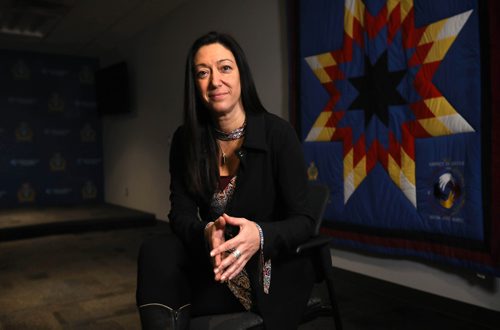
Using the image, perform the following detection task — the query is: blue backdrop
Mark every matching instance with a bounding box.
[0,50,103,207]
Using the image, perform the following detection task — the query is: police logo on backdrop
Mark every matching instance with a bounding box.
[45,187,72,196]
[41,67,68,77]
[10,158,39,167]
[16,122,34,142]
[79,66,95,84]
[11,60,30,80]
[75,100,96,109]
[8,96,37,106]
[307,161,319,181]
[50,153,66,171]
[81,123,96,142]
[17,183,36,203]
[48,93,65,112]
[77,157,102,166]
[82,181,97,199]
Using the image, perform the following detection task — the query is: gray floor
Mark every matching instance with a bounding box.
[0,224,497,329]
[0,225,143,329]
[0,224,334,329]
[0,204,154,230]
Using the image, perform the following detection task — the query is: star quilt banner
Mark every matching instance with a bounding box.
[293,0,499,276]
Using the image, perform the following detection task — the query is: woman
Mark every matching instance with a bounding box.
[137,31,315,329]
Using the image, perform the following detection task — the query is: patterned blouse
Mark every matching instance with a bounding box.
[209,176,271,310]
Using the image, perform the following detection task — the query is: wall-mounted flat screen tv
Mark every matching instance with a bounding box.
[95,61,130,115]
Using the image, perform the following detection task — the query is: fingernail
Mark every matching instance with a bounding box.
[221,276,226,281]
[210,251,214,257]
[214,268,219,274]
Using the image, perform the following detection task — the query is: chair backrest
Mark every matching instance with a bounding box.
[307,183,330,236]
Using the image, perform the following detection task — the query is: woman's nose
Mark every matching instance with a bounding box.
[210,71,222,87]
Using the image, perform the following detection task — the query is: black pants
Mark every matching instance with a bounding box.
[136,233,246,317]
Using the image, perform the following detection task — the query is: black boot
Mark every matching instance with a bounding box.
[139,303,191,330]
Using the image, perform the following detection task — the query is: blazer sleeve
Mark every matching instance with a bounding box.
[168,127,206,253]
[258,121,315,259]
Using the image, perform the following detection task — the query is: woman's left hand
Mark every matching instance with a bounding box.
[210,213,260,282]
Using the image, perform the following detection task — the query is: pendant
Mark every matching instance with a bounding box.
[221,152,227,165]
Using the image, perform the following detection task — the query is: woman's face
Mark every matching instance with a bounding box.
[193,43,243,116]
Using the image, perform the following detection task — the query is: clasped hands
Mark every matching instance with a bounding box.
[205,213,260,282]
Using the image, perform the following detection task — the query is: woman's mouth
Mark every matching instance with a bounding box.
[209,92,228,101]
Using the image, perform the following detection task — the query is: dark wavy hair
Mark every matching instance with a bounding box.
[182,31,267,198]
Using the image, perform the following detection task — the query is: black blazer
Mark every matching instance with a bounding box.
[168,111,315,329]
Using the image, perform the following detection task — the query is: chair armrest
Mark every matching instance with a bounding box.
[296,235,332,254]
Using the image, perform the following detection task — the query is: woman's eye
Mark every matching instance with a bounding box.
[196,70,208,79]
[221,65,232,73]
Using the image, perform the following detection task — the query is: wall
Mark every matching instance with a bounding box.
[333,250,500,312]
[101,0,288,219]
[101,0,500,313]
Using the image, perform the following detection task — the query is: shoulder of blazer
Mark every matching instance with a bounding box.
[262,112,301,150]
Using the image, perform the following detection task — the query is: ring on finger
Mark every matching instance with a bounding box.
[232,249,242,259]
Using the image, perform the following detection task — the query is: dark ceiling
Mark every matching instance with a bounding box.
[0,0,187,56]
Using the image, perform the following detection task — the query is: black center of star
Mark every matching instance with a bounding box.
[348,51,407,127]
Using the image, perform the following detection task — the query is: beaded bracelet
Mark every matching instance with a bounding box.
[255,223,271,294]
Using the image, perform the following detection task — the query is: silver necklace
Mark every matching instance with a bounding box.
[218,141,227,166]
[214,121,246,141]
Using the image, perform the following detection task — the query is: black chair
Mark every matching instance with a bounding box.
[190,183,342,330]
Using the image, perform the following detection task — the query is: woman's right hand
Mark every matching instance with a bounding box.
[205,216,227,271]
